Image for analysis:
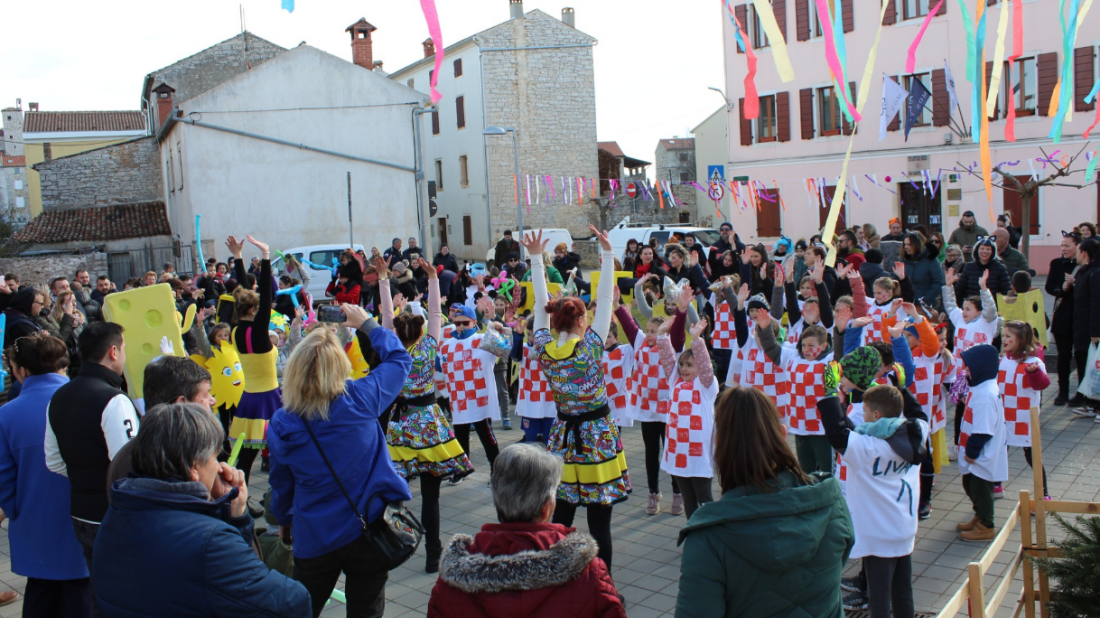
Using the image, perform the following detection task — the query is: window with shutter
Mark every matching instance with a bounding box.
[463,216,473,246]
[1074,46,1096,112]
[796,0,810,40]
[776,92,791,141]
[735,4,749,53]
[800,88,815,139]
[932,69,950,126]
[842,0,854,32]
[435,160,444,191]
[984,61,1000,120]
[459,155,469,188]
[757,95,779,142]
[883,0,897,25]
[456,96,466,129]
[903,0,931,20]
[902,73,932,126]
[432,110,440,135]
[740,98,753,146]
[454,58,463,77]
[842,82,858,135]
[1002,176,1039,235]
[773,0,788,41]
[1036,52,1058,116]
[1005,56,1038,116]
[751,6,770,48]
[818,86,842,136]
[756,188,783,237]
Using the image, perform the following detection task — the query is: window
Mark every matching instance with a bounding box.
[15,197,23,208]
[751,6,769,48]
[459,155,469,187]
[1005,56,1037,116]
[756,95,778,142]
[817,86,843,136]
[902,73,931,126]
[678,152,689,162]
[434,159,444,190]
[808,0,824,38]
[456,96,466,129]
[13,179,21,190]
[462,215,473,245]
[431,110,440,135]
[903,0,930,20]
[407,78,415,88]
[680,172,691,182]
[454,58,463,77]
[429,69,434,84]
[756,187,783,237]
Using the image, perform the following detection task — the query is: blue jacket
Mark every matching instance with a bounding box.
[94,477,310,618]
[267,324,413,559]
[904,248,946,307]
[0,373,88,580]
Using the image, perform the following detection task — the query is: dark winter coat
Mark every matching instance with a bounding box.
[666,263,710,296]
[859,261,890,291]
[493,238,520,268]
[1045,256,1078,337]
[1072,259,1100,346]
[427,522,625,618]
[954,257,1011,301]
[1,287,43,349]
[553,251,585,279]
[94,477,310,618]
[434,252,460,274]
[676,470,853,618]
[904,247,946,307]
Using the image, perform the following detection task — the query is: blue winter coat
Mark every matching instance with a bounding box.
[94,477,310,618]
[0,373,88,580]
[267,325,413,559]
[904,248,946,307]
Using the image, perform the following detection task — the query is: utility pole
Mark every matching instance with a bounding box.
[347,171,354,248]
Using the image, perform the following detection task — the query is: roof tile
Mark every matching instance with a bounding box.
[24,111,146,134]
[1,155,24,167]
[597,141,625,158]
[660,138,695,151]
[14,202,171,244]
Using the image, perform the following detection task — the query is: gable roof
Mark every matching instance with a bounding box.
[660,138,695,151]
[141,31,287,104]
[1,154,24,167]
[597,141,625,158]
[14,202,171,244]
[24,111,146,134]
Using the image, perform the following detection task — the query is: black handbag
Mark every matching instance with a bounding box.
[302,421,424,570]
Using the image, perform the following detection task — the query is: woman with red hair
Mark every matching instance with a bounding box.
[522,225,627,574]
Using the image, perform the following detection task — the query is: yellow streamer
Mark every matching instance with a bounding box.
[751,0,795,82]
[980,48,994,210]
[823,0,889,265]
[985,3,1010,117]
[1047,0,1095,121]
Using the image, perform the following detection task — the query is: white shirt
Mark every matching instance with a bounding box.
[44,394,140,477]
[958,379,1009,482]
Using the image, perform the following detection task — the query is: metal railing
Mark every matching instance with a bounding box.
[108,244,193,284]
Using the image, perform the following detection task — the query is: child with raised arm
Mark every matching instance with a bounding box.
[943,268,999,458]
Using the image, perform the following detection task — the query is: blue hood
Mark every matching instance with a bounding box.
[109,476,239,523]
[961,344,1000,386]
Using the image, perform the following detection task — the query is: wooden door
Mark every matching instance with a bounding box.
[1002,175,1039,235]
[899,181,943,234]
[438,217,448,246]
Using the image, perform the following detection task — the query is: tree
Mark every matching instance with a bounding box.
[0,210,27,258]
[1028,513,1100,618]
[957,142,1093,258]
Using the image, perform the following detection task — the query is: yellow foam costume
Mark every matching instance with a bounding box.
[346,336,371,380]
[997,290,1048,349]
[102,284,191,399]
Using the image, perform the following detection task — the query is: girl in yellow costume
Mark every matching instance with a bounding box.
[226,235,281,482]
[375,256,473,574]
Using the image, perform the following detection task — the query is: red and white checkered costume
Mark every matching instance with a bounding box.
[628,333,671,423]
[836,401,865,498]
[434,324,457,399]
[711,301,736,350]
[947,309,998,375]
[438,334,500,425]
[997,356,1043,447]
[909,355,946,433]
[739,337,791,413]
[860,300,891,345]
[724,345,744,387]
[603,344,634,426]
[660,377,719,478]
[516,344,556,420]
[787,355,833,435]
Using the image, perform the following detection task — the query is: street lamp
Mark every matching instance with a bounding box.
[708,86,734,112]
[484,126,522,242]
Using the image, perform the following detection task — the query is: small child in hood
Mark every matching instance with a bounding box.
[955,344,1009,542]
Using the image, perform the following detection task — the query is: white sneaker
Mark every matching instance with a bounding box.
[1071,406,1097,418]
[947,445,958,461]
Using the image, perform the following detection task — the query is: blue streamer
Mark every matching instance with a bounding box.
[194,215,207,274]
[281,0,294,11]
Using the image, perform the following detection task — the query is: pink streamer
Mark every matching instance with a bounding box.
[813,0,859,122]
[547,175,555,198]
[609,179,618,200]
[725,1,759,119]
[1005,0,1023,141]
[420,0,445,104]
[905,0,944,73]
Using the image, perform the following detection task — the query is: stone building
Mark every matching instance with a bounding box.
[388,3,599,261]
[654,137,698,221]
[1,103,30,225]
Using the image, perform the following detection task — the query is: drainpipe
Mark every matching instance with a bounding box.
[412,106,435,257]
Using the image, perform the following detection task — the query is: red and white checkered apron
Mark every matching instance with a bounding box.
[909,355,946,432]
[836,402,862,497]
[788,359,826,435]
[434,324,457,398]
[439,337,491,419]
[745,348,791,412]
[862,301,890,345]
[712,301,735,350]
[662,380,712,477]
[629,340,670,421]
[998,357,1039,447]
[517,345,555,419]
[786,319,804,344]
[603,345,633,414]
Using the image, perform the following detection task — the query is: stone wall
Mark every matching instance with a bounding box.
[147,32,285,105]
[36,137,163,210]
[655,142,698,221]
[0,252,109,287]
[482,11,600,240]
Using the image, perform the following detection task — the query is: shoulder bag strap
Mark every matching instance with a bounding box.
[302,421,368,530]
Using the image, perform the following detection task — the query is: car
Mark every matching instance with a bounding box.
[272,244,366,302]
[485,228,573,264]
[607,221,721,260]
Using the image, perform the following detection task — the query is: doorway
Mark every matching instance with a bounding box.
[899,182,943,235]
[438,217,448,247]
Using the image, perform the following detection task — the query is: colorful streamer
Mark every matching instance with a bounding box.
[1005,0,1023,141]
[905,0,945,73]
[773,181,786,211]
[972,0,988,142]
[281,0,294,12]
[984,0,1010,117]
[420,0,445,104]
[750,0,795,82]
[1084,150,1099,184]
[813,0,859,122]
[1049,0,1094,141]
[979,44,995,216]
[724,0,760,119]
[194,215,206,273]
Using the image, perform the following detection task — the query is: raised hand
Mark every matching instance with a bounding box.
[887,298,903,317]
[589,225,612,252]
[835,303,852,326]
[225,236,245,259]
[612,282,622,305]
[418,258,437,279]
[656,316,675,336]
[887,320,905,340]
[979,270,989,291]
[944,268,958,287]
[159,336,175,355]
[741,251,753,265]
[822,361,841,398]
[760,264,770,280]
[736,283,751,308]
[245,235,269,259]
[852,316,873,329]
[811,263,825,284]
[689,251,700,267]
[894,261,906,280]
[689,317,709,339]
[370,256,389,280]
[901,302,919,318]
[394,293,409,313]
[521,230,549,256]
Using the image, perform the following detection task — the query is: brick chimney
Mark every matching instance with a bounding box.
[509,0,524,20]
[346,18,378,70]
[562,7,575,27]
[153,83,176,128]
[422,38,435,58]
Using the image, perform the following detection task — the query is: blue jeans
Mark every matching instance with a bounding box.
[522,417,555,443]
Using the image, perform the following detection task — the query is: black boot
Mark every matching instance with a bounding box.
[1053,390,1069,406]
[1069,392,1086,406]
[425,542,443,574]
[260,456,270,472]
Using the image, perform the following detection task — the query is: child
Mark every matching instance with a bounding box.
[784,266,834,344]
[862,276,902,345]
[490,295,513,430]
[708,275,740,387]
[943,269,999,456]
[734,289,790,417]
[819,381,926,618]
[208,322,231,347]
[997,320,1050,499]
[785,325,835,474]
[956,344,1009,542]
[513,317,556,443]
[658,318,715,519]
[602,321,634,428]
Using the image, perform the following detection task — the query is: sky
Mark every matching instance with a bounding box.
[0,0,727,165]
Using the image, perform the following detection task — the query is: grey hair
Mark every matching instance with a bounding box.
[491,444,563,523]
[131,403,224,482]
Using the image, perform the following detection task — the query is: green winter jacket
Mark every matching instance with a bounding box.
[675,470,854,618]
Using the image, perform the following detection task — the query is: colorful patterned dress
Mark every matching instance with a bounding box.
[533,328,631,506]
[386,334,474,480]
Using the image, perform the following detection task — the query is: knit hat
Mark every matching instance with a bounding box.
[746,293,770,312]
[554,242,568,253]
[840,346,883,391]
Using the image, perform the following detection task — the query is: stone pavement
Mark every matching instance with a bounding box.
[1,370,1097,616]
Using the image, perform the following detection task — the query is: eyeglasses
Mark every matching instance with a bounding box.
[453,319,474,327]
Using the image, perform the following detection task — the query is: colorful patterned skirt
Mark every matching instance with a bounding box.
[387,399,474,481]
[548,406,631,506]
[229,388,282,449]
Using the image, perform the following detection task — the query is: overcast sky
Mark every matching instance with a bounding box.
[1,0,726,165]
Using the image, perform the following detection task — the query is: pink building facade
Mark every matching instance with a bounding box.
[720,0,1099,272]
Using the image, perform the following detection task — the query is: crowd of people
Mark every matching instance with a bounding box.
[0,211,1095,618]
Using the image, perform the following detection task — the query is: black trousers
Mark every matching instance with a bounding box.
[553,501,614,571]
[672,476,713,519]
[71,519,103,618]
[712,348,733,388]
[236,447,260,484]
[24,577,91,618]
[419,474,443,555]
[1022,447,1049,496]
[953,402,965,445]
[640,421,680,495]
[453,419,500,471]
[1053,332,1082,397]
[294,535,388,618]
[863,554,915,618]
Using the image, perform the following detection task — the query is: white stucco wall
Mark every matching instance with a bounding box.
[692,106,733,223]
[163,45,428,261]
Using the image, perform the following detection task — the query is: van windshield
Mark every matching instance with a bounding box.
[690,230,721,246]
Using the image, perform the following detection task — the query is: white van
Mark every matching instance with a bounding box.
[485,228,573,263]
[272,244,365,302]
[608,222,721,259]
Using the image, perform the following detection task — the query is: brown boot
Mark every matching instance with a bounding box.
[956,515,979,531]
[959,521,996,542]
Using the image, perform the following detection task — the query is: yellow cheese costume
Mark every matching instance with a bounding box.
[102,284,191,399]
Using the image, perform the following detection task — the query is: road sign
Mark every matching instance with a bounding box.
[708,165,725,183]
[626,182,637,198]
[708,182,725,201]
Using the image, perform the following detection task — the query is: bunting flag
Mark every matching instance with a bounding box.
[420,0,445,104]
[547,175,556,198]
[814,0,859,122]
[985,0,1011,117]
[904,77,932,141]
[535,174,541,204]
[724,0,760,118]
[658,182,665,209]
[751,0,795,81]
[906,0,945,73]
[851,175,862,201]
[281,0,294,11]
[1005,0,1023,141]
[773,181,786,210]
[1084,81,1100,138]
[944,59,960,112]
[1084,150,1099,184]
[881,74,909,141]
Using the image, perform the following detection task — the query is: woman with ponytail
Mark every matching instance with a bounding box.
[376,256,473,573]
[522,225,629,574]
